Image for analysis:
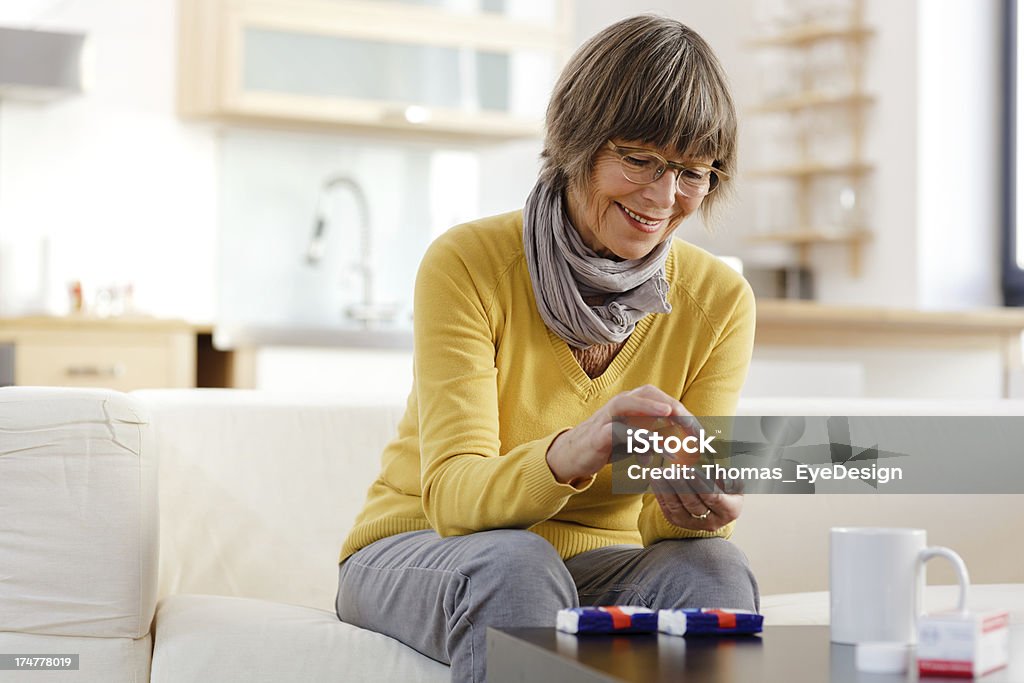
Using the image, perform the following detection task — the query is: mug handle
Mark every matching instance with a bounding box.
[916,546,970,617]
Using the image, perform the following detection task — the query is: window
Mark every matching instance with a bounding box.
[1005,0,1024,304]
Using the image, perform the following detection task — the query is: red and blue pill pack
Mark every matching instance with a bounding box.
[658,608,763,636]
[557,606,763,636]
[556,606,657,634]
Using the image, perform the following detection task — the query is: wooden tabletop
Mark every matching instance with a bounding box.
[488,626,1024,683]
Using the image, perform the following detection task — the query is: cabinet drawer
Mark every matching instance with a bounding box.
[14,332,193,391]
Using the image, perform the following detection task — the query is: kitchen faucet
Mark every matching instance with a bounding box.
[306,174,397,326]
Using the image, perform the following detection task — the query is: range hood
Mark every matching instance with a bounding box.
[0,26,87,101]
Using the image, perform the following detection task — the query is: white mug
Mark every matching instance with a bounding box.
[830,527,970,644]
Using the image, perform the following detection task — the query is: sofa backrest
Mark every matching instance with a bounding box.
[134,390,1024,609]
[133,389,406,612]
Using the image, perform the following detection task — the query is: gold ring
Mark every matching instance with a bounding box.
[690,508,712,520]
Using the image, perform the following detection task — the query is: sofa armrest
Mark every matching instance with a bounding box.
[0,387,158,639]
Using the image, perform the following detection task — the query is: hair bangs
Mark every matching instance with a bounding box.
[606,43,735,168]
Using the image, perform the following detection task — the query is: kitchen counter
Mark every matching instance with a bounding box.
[209,303,1024,396]
[0,316,231,389]
[212,323,412,351]
[212,302,1024,351]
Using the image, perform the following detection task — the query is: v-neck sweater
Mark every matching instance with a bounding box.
[340,210,756,562]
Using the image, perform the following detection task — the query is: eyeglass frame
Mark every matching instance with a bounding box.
[604,140,728,197]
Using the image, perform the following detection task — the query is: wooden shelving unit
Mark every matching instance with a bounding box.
[747,228,872,273]
[745,0,874,276]
[747,161,873,179]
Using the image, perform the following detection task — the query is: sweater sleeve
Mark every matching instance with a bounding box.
[414,234,591,537]
[638,279,756,546]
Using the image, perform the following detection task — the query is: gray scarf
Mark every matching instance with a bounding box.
[522,178,673,349]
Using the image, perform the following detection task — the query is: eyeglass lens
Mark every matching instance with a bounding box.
[618,152,717,196]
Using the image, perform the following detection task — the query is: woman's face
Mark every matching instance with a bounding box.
[566,140,709,260]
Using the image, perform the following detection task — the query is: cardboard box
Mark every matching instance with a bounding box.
[917,610,1010,678]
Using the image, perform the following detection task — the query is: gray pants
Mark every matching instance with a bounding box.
[336,529,759,683]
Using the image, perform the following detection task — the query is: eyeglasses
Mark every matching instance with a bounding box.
[606,141,727,198]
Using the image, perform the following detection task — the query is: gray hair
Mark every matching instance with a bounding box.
[541,15,737,223]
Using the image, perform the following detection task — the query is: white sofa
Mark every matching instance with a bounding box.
[1,386,1023,682]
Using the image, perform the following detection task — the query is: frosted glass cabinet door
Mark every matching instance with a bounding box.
[242,29,554,117]
[178,0,572,138]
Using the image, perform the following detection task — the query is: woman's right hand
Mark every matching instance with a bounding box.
[546,384,690,485]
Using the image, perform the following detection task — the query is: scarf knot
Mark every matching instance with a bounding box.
[605,301,629,328]
[523,178,674,349]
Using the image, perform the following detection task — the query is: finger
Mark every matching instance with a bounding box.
[686,466,724,495]
[708,493,743,522]
[629,385,690,416]
[654,492,716,530]
[609,394,675,418]
[656,473,712,499]
[653,481,711,518]
[678,493,713,518]
[654,491,688,517]
[684,475,724,507]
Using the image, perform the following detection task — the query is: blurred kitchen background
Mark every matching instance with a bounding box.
[2,0,1023,401]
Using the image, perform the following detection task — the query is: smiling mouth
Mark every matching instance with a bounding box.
[617,202,666,228]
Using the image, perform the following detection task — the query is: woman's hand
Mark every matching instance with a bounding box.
[652,477,744,532]
[546,384,689,486]
[546,382,744,531]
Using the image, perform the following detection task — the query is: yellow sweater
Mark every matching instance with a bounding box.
[340,210,756,562]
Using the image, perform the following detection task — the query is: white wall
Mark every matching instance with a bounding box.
[0,0,218,321]
[0,0,1007,327]
[917,0,1002,309]
[810,0,921,307]
[807,0,1003,308]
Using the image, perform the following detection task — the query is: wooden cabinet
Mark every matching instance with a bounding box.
[0,317,202,391]
[177,0,573,140]
[746,0,874,274]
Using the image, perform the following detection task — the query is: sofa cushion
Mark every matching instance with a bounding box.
[0,632,151,683]
[151,594,449,683]
[0,387,158,639]
[731,494,1024,594]
[760,583,1024,625]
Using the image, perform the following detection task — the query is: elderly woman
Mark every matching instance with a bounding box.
[336,14,757,683]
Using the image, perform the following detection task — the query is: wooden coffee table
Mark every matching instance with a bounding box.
[487,625,1023,683]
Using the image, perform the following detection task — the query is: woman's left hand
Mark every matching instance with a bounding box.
[652,477,743,532]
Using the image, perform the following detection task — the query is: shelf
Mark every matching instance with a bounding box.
[748,24,874,48]
[749,91,875,114]
[747,229,872,275]
[747,161,873,179]
[746,228,872,245]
